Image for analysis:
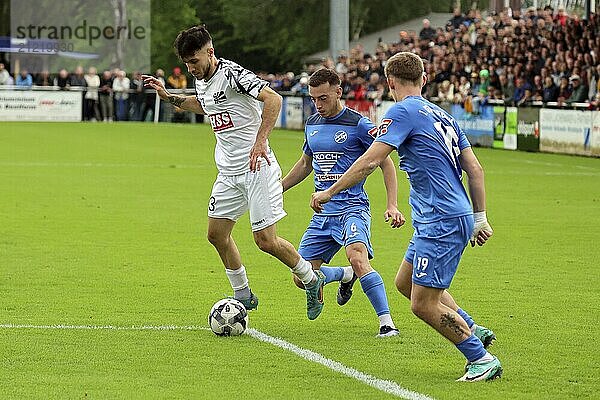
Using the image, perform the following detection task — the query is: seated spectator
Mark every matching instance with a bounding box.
[498,74,515,104]
[16,69,33,87]
[517,88,533,106]
[542,76,559,102]
[566,75,589,103]
[557,76,572,104]
[513,77,532,104]
[454,75,471,104]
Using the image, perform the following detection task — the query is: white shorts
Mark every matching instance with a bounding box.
[208,159,287,232]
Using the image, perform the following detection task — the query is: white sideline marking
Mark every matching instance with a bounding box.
[1,324,434,400]
[245,328,434,400]
[0,323,207,331]
[0,162,206,169]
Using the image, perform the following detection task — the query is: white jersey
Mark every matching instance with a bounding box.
[195,59,270,175]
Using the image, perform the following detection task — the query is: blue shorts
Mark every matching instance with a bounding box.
[403,215,474,289]
[298,210,374,263]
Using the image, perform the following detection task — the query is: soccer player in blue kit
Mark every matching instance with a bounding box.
[311,53,502,381]
[282,68,406,337]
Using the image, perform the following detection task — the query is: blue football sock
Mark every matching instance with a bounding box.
[359,271,390,316]
[457,308,475,329]
[456,334,487,362]
[319,266,345,285]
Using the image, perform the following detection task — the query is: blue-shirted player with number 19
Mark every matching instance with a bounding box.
[282,68,405,337]
[311,52,502,381]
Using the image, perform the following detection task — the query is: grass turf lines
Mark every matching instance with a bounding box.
[1,122,599,399]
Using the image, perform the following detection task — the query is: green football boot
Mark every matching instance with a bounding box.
[306,270,325,320]
[457,356,503,382]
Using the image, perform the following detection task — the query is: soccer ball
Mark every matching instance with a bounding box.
[208,298,248,336]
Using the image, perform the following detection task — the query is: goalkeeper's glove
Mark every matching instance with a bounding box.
[470,211,493,247]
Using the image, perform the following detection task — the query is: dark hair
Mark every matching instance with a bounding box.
[173,25,213,59]
[309,68,341,87]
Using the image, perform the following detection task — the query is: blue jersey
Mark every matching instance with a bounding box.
[375,96,472,224]
[304,107,378,216]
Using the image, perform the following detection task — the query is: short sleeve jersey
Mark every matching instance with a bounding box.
[303,107,378,216]
[195,59,269,175]
[375,96,472,223]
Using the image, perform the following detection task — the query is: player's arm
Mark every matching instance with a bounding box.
[282,153,313,192]
[141,74,205,114]
[311,142,394,213]
[379,156,405,228]
[250,86,283,172]
[459,147,492,246]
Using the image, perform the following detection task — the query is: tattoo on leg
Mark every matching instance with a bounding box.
[168,95,185,107]
[441,312,465,338]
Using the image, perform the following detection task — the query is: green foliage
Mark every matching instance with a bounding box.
[151,0,198,73]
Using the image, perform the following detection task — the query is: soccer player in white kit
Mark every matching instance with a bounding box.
[142,25,325,320]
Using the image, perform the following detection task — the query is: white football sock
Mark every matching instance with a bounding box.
[473,352,494,364]
[291,258,316,286]
[378,313,394,328]
[341,266,354,283]
[225,265,250,299]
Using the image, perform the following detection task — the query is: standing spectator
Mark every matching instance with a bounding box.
[0,63,9,85]
[419,19,436,41]
[34,70,52,86]
[112,70,130,121]
[70,66,86,88]
[566,75,589,104]
[513,77,532,104]
[16,69,33,87]
[84,67,101,121]
[54,69,71,90]
[166,67,188,122]
[98,70,114,122]
[129,71,144,121]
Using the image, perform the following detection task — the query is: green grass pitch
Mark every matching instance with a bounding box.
[1,122,599,399]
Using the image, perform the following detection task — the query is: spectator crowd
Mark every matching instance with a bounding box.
[264,6,599,110]
[1,6,599,123]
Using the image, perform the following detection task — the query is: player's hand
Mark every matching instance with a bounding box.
[384,206,405,228]
[249,140,271,172]
[141,74,168,99]
[310,190,332,213]
[470,211,493,247]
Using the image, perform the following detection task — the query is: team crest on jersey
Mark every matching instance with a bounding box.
[209,111,234,132]
[334,130,347,143]
[378,118,393,136]
[213,91,227,104]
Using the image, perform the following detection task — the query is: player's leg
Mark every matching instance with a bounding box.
[207,175,258,310]
[396,247,495,347]
[247,160,323,319]
[345,242,398,337]
[295,215,353,289]
[409,216,502,381]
